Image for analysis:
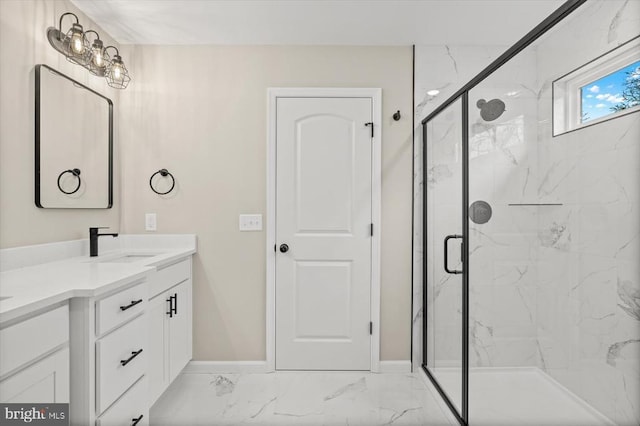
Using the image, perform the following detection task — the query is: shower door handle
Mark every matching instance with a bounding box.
[444,234,463,274]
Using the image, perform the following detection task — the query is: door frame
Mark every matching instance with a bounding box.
[266,87,382,372]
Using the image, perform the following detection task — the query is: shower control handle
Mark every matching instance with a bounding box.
[444,234,463,274]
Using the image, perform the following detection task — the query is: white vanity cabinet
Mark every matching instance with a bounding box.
[0,303,70,403]
[69,279,149,426]
[147,258,193,405]
[0,235,196,425]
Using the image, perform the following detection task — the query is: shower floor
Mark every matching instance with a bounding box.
[433,367,614,425]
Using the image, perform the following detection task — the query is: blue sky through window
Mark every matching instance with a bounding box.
[580,60,640,123]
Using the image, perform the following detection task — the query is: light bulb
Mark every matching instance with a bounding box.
[113,64,122,81]
[70,32,84,54]
[93,49,103,67]
[89,38,106,70]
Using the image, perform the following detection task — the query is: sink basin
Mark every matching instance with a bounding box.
[0,296,12,301]
[99,254,159,263]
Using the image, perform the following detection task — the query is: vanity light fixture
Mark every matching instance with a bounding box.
[104,46,131,89]
[47,13,91,66]
[47,13,131,89]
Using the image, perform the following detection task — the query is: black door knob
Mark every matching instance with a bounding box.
[279,244,289,253]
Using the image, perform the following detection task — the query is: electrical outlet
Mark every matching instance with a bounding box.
[145,213,157,231]
[239,214,262,231]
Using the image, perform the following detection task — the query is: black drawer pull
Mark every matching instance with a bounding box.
[171,293,177,315]
[131,414,144,426]
[166,297,173,318]
[120,349,143,366]
[120,299,143,311]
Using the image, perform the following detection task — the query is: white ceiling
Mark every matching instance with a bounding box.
[70,0,565,46]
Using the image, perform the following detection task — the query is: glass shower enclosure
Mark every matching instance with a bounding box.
[422,1,640,425]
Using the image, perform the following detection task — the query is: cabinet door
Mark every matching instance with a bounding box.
[168,280,191,382]
[147,293,170,406]
[0,347,69,403]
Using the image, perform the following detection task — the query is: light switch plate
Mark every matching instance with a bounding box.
[239,214,262,231]
[145,213,157,231]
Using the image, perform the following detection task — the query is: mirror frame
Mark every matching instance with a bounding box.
[34,64,113,209]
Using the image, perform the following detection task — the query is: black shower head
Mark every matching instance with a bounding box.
[477,98,506,121]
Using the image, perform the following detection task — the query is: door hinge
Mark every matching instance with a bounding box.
[364,122,374,138]
[369,321,373,335]
[370,223,374,236]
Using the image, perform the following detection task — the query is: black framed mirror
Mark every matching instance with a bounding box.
[35,64,113,208]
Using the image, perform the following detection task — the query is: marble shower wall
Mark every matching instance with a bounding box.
[415,1,640,424]
[423,98,464,371]
[413,45,506,371]
[532,1,640,424]
[466,48,541,368]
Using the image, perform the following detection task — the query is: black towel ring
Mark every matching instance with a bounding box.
[57,168,81,195]
[150,169,175,195]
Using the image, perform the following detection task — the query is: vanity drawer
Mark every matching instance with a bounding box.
[148,258,190,298]
[0,304,69,378]
[96,282,146,336]
[97,376,148,426]
[96,315,146,414]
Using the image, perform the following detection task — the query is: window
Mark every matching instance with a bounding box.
[580,60,640,124]
[553,36,640,136]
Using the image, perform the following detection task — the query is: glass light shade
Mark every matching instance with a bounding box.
[70,32,83,53]
[87,39,109,76]
[105,55,131,89]
[64,23,91,65]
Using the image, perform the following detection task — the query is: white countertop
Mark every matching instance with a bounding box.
[0,235,196,323]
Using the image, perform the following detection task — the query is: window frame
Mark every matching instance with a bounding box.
[553,36,640,136]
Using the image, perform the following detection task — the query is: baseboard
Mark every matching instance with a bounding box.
[378,360,412,373]
[183,361,270,374]
[184,360,410,374]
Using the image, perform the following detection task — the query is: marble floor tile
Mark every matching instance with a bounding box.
[150,371,455,425]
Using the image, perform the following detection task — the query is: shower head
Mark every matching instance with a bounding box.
[477,98,506,121]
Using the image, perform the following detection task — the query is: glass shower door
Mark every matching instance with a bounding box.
[424,97,465,417]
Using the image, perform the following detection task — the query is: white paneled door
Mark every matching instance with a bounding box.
[275,97,373,370]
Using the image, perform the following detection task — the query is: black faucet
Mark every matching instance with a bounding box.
[89,227,119,257]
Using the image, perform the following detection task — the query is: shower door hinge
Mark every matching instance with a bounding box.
[369,322,373,335]
[365,122,374,138]
[370,223,374,236]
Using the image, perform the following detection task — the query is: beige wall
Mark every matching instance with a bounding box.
[0,3,414,361]
[0,0,121,248]
[120,45,413,361]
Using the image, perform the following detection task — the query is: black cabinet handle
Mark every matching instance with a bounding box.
[131,414,144,426]
[120,349,143,366]
[166,297,173,318]
[166,294,178,318]
[171,293,177,315]
[120,299,143,311]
